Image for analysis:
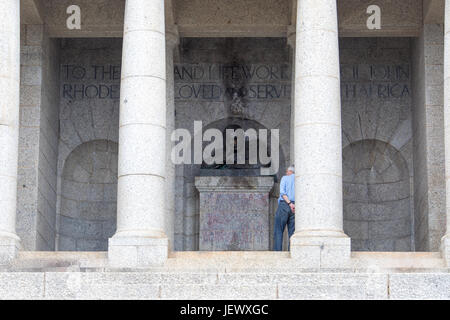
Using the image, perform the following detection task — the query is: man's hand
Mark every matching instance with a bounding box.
[289,203,295,213]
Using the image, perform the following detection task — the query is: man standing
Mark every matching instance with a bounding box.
[273,165,295,251]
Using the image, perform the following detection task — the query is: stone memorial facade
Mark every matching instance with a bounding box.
[0,0,449,299]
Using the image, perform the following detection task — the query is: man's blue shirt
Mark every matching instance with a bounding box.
[278,174,295,204]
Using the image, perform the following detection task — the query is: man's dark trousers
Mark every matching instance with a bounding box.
[273,201,295,251]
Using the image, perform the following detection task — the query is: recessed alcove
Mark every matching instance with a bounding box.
[343,139,412,251]
[58,140,118,251]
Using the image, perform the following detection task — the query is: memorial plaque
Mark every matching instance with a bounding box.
[195,176,274,251]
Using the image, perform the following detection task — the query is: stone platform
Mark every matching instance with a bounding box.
[0,251,449,299]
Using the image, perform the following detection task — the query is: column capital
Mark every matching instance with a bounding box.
[166,25,180,49]
[287,24,296,48]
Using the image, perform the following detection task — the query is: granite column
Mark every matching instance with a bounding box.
[290,0,351,268]
[109,0,168,267]
[0,0,21,264]
[442,0,450,265]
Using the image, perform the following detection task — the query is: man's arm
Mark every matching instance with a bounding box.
[282,194,295,213]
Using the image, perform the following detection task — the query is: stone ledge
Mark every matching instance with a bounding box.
[4,251,449,272]
[0,271,449,299]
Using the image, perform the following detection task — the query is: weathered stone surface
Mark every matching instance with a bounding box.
[0,273,44,299]
[343,140,412,251]
[6,1,449,302]
[338,0,422,37]
[46,28,421,256]
[59,140,117,251]
[160,284,277,300]
[0,0,21,261]
[340,38,414,252]
[0,251,448,299]
[175,37,291,251]
[196,176,274,251]
[35,0,423,38]
[389,273,450,299]
[44,272,160,299]
[412,23,446,251]
[0,267,449,299]
[278,273,388,300]
[57,38,121,252]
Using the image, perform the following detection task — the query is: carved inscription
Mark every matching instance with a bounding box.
[60,63,410,102]
[174,63,292,101]
[62,65,121,100]
[340,64,411,100]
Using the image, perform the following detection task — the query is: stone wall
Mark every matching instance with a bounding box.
[37,28,60,251]
[17,24,42,250]
[174,38,292,251]
[340,38,414,251]
[59,140,117,251]
[39,0,423,38]
[56,38,121,250]
[411,24,446,251]
[14,36,436,253]
[17,25,60,251]
[343,140,411,251]
[0,271,443,300]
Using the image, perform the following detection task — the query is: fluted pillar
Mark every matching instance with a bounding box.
[0,0,21,264]
[442,0,450,265]
[165,25,179,251]
[109,0,168,267]
[290,0,350,268]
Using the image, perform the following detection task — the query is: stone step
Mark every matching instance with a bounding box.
[7,251,448,273]
[351,252,446,270]
[1,271,450,299]
[10,251,108,271]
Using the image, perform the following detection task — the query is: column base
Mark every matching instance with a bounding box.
[290,230,351,269]
[441,235,450,266]
[0,233,20,265]
[108,233,168,268]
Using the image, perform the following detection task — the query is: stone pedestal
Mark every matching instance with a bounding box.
[195,176,274,251]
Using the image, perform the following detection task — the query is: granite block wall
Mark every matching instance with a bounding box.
[174,38,292,251]
[37,30,60,250]
[17,24,41,251]
[17,25,60,251]
[411,24,446,251]
[56,38,121,251]
[13,35,442,253]
[340,38,414,251]
[59,140,118,251]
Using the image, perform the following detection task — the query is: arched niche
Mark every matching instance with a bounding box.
[343,139,412,251]
[58,140,118,251]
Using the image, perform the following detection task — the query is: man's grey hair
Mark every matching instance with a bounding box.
[287,165,295,173]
